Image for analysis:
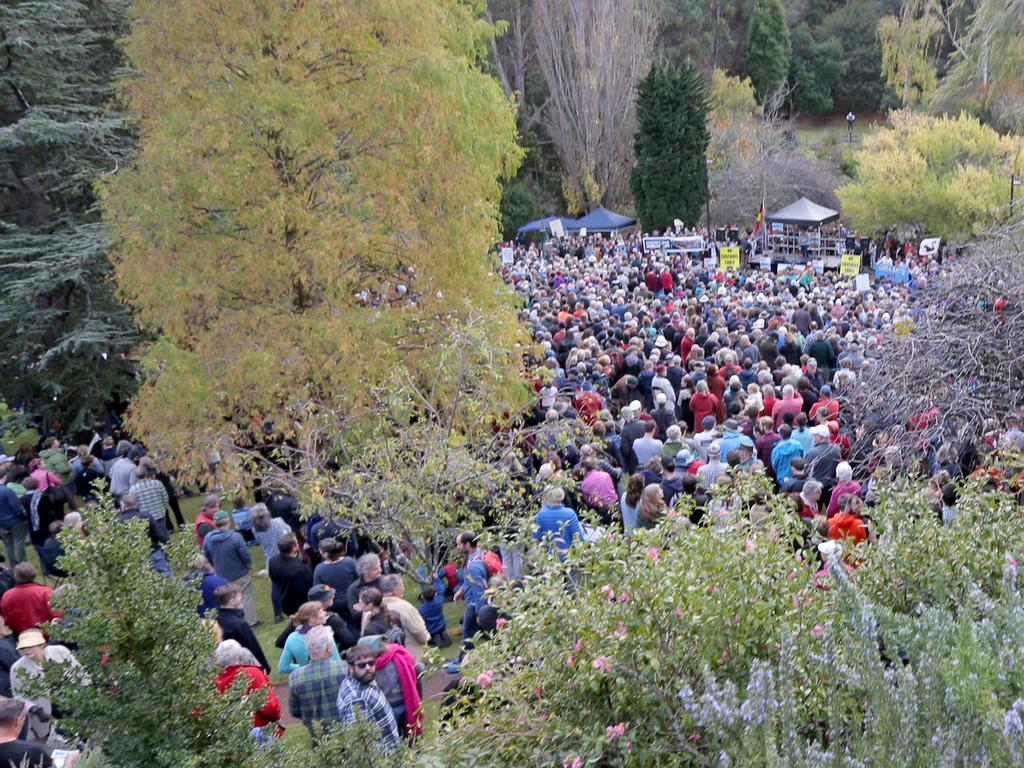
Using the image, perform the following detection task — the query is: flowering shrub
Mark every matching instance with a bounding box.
[425,480,1024,766]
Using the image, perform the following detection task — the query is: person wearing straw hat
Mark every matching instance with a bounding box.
[9,630,81,746]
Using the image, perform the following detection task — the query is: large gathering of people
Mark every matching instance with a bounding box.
[0,224,1021,762]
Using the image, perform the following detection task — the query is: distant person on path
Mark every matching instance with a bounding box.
[846,111,856,142]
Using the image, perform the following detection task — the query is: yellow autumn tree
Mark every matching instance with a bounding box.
[838,110,1024,239]
[102,0,524,477]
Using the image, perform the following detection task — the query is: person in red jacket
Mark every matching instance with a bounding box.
[0,563,55,637]
[810,385,840,424]
[213,639,284,738]
[690,381,724,428]
[194,495,220,547]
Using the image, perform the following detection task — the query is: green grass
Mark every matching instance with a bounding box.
[173,495,464,745]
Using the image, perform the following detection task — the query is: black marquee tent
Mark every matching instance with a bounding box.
[765,197,840,227]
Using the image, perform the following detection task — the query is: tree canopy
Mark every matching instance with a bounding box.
[0,0,139,432]
[838,110,1024,239]
[102,0,524,477]
[744,0,791,103]
[631,63,710,232]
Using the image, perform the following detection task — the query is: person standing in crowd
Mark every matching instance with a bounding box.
[0,473,26,566]
[278,601,341,674]
[346,554,384,636]
[336,644,400,751]
[203,510,257,626]
[0,695,80,767]
[269,533,313,624]
[313,538,358,622]
[378,575,430,661]
[107,440,137,501]
[249,503,292,576]
[118,494,171,574]
[288,624,347,741]
[213,586,271,674]
[128,457,171,539]
[0,564,55,637]
[212,640,282,742]
[194,495,220,547]
[448,531,491,673]
[187,555,227,618]
[10,630,81,747]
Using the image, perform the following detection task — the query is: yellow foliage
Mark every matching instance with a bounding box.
[103,0,525,475]
[837,110,1024,239]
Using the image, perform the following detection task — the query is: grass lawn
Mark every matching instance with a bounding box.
[171,496,464,747]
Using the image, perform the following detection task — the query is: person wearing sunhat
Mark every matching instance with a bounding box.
[202,509,256,626]
[9,629,80,746]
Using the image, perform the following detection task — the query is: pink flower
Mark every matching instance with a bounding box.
[666,508,677,520]
[1009,556,1019,569]
[574,637,583,652]
[592,655,611,673]
[476,670,494,688]
[689,731,701,742]
[605,722,627,739]
[626,742,633,752]
[495,617,507,629]
[674,607,684,619]
[787,570,798,581]
[812,625,825,638]
[707,585,719,594]
[744,538,755,553]
[614,621,628,638]
[599,583,614,599]
[566,655,575,668]
[646,547,660,563]
[563,759,583,768]
[618,591,631,603]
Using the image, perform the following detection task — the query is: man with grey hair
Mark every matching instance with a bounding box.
[288,624,347,741]
[378,575,430,660]
[534,487,583,553]
[345,553,382,635]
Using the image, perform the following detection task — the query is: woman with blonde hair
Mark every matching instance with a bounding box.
[277,600,341,673]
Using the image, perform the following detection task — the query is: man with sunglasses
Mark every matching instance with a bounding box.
[336,644,399,750]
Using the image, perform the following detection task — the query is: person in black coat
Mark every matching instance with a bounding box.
[274,584,356,652]
[214,585,271,673]
[0,620,19,696]
[268,533,312,619]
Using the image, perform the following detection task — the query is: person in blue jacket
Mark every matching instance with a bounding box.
[533,487,583,553]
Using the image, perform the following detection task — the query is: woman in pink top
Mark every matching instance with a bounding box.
[827,461,862,518]
[580,460,618,515]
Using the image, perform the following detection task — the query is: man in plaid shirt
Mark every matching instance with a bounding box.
[335,642,400,750]
[288,625,348,741]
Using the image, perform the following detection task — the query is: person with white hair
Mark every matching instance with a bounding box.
[213,639,283,740]
[534,486,583,553]
[287,624,348,740]
[826,461,862,519]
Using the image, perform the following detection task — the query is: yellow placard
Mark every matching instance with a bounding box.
[840,253,860,277]
[720,246,740,272]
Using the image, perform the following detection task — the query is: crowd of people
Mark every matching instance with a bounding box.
[0,224,1021,762]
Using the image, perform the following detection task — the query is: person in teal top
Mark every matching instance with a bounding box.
[278,601,341,673]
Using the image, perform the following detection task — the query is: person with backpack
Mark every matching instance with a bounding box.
[446,531,490,673]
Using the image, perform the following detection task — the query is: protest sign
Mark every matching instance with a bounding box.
[719,246,740,272]
[840,253,860,277]
[500,247,514,265]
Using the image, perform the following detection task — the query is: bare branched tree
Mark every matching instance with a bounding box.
[843,220,1024,472]
[533,0,658,212]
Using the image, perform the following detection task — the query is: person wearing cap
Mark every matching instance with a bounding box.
[693,415,718,462]
[9,629,80,746]
[287,624,347,741]
[697,442,729,489]
[718,419,746,458]
[0,564,55,637]
[203,512,256,626]
[736,441,764,475]
[336,643,400,750]
[659,456,684,508]
[300,584,356,651]
[805,425,841,493]
[810,385,840,424]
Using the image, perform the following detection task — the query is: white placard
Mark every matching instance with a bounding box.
[673,218,683,229]
[549,219,565,238]
[759,259,772,271]
[579,227,587,237]
[855,273,870,292]
[703,257,717,269]
[500,246,514,265]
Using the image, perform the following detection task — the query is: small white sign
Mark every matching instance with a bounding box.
[759,259,771,271]
[579,227,587,237]
[500,246,514,265]
[549,219,565,238]
[673,218,683,229]
[855,273,870,292]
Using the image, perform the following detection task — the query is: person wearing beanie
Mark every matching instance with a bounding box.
[203,510,257,626]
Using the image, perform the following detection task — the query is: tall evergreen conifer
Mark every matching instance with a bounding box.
[631,63,710,232]
[0,1,139,431]
[745,0,792,102]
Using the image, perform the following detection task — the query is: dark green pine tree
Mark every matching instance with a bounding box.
[745,0,792,103]
[631,63,710,233]
[0,0,139,433]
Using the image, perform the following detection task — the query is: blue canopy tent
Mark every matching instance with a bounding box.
[516,215,580,234]
[569,206,637,232]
